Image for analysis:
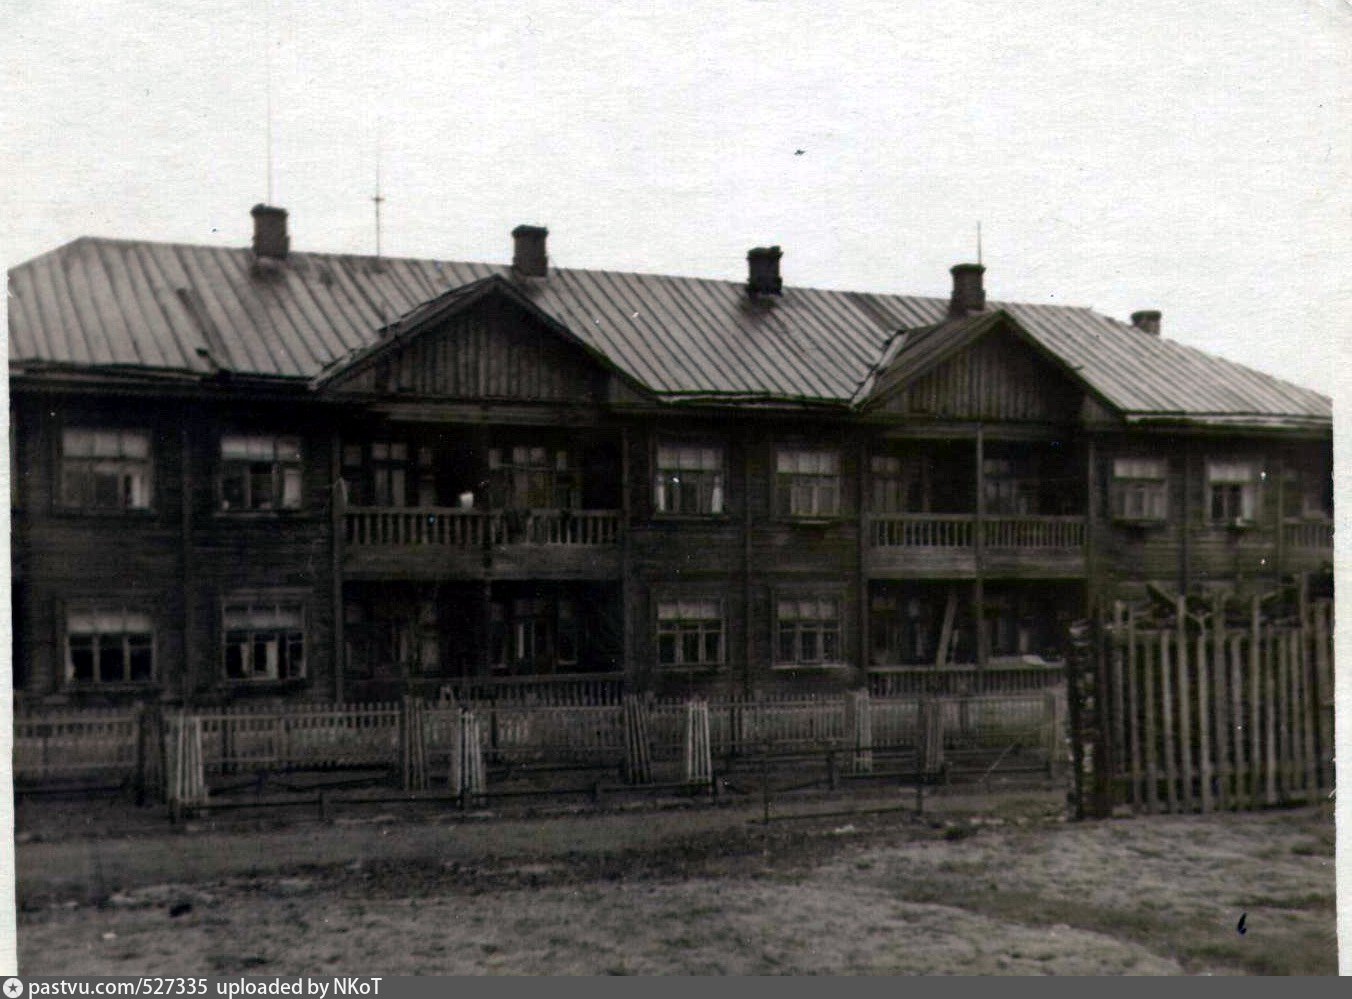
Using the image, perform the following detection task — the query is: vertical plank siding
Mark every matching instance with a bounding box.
[1101,596,1331,814]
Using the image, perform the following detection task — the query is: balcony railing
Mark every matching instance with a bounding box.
[1283,519,1333,551]
[869,514,1085,550]
[344,508,622,547]
[982,515,1085,549]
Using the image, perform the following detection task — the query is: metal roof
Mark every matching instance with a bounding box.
[7,236,1331,426]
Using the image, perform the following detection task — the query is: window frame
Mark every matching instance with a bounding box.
[487,443,580,510]
[218,433,304,513]
[655,596,726,670]
[653,440,728,518]
[1109,456,1169,524]
[1205,459,1261,527]
[56,426,156,514]
[773,591,846,669]
[220,592,308,684]
[774,446,843,520]
[62,602,157,688]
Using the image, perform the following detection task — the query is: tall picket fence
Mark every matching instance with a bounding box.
[1098,593,1333,814]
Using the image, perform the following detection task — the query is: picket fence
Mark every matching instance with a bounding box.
[14,688,1065,799]
[1093,591,1333,814]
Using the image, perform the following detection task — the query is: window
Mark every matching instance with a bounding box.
[65,606,154,685]
[656,599,724,668]
[1111,457,1168,522]
[59,428,153,510]
[488,445,579,509]
[490,597,578,674]
[776,596,842,666]
[223,600,305,681]
[776,448,840,517]
[654,444,724,515]
[870,454,927,514]
[1283,467,1332,521]
[1207,460,1259,524]
[220,435,302,511]
[983,457,1039,515]
[343,440,435,507]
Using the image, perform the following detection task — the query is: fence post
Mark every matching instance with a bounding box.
[622,694,653,785]
[848,689,873,775]
[684,698,712,789]
[400,696,428,792]
[1044,689,1063,780]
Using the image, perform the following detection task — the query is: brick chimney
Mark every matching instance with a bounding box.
[948,263,986,317]
[512,225,549,277]
[747,246,783,297]
[251,204,289,260]
[1130,310,1162,336]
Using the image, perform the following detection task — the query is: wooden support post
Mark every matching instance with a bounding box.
[1299,617,1318,803]
[1211,592,1230,810]
[1228,635,1247,809]
[1195,628,1213,813]
[1112,601,1127,796]
[1159,631,1178,813]
[1176,597,1194,813]
[935,587,959,670]
[1126,607,1142,808]
[1248,596,1263,808]
[743,426,755,697]
[1314,601,1334,793]
[331,431,346,705]
[179,419,197,705]
[1142,628,1158,813]
[974,426,988,671]
[619,425,634,687]
[1263,622,1278,805]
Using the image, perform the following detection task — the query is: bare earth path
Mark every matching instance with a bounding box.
[16,794,1335,975]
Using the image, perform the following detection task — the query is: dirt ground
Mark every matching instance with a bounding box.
[14,790,1337,976]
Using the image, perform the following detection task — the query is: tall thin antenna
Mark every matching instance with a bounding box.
[977,221,983,266]
[265,0,275,203]
[372,126,385,259]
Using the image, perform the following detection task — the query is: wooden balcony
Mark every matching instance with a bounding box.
[343,507,623,580]
[866,514,1087,578]
[1283,519,1333,552]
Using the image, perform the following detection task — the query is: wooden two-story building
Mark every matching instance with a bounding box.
[8,208,1332,705]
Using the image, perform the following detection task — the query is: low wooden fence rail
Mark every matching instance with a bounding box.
[15,687,1066,802]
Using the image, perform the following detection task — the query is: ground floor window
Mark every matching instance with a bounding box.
[65,606,154,684]
[491,597,579,674]
[223,599,305,681]
[657,599,724,668]
[776,596,842,666]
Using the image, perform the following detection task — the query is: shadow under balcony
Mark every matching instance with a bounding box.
[865,513,1087,579]
[342,507,623,581]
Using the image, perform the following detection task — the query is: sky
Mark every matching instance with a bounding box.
[1,0,1349,397]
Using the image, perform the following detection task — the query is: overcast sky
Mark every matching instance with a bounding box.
[2,0,1348,396]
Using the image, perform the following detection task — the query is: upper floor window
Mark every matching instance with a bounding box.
[776,448,840,518]
[983,457,1039,515]
[220,435,302,510]
[65,605,154,685]
[1111,457,1168,522]
[1283,467,1332,521]
[223,598,305,681]
[220,435,302,511]
[342,440,435,507]
[776,596,842,666]
[654,444,724,515]
[489,445,579,509]
[59,428,153,510]
[657,599,724,668]
[1207,460,1259,525]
